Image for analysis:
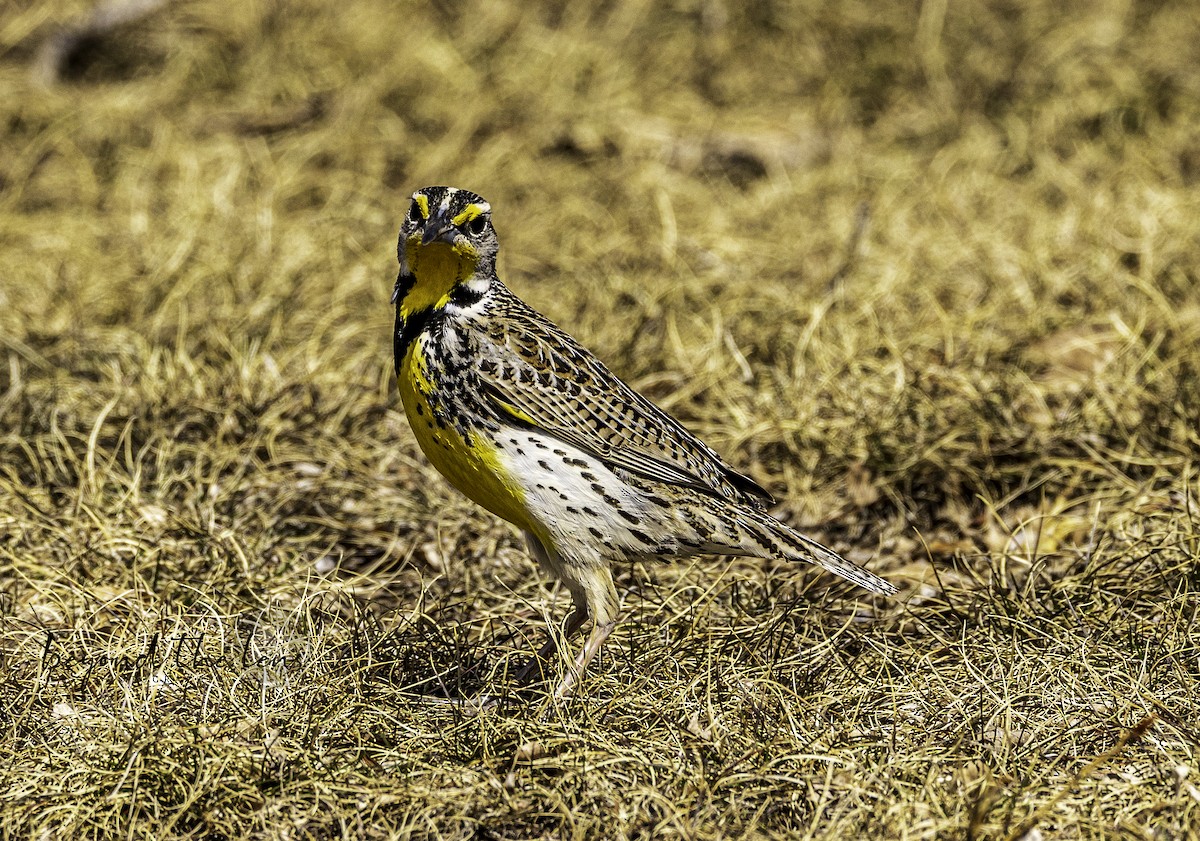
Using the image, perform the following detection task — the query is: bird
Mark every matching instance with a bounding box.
[392,185,896,701]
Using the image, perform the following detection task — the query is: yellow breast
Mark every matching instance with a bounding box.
[398,339,533,532]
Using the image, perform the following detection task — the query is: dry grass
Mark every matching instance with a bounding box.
[2,0,1199,837]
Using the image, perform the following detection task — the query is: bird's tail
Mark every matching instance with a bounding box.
[719,504,897,596]
[646,488,897,596]
[762,515,896,595]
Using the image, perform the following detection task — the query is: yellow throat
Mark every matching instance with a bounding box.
[399,236,479,318]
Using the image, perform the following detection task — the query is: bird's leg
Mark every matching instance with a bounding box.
[548,565,620,701]
[518,538,621,700]
[513,590,589,685]
[550,615,616,700]
[513,532,589,685]
[515,561,618,762]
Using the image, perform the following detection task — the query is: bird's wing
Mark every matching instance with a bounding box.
[473,300,772,507]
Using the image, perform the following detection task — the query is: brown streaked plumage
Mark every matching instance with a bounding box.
[392,186,896,701]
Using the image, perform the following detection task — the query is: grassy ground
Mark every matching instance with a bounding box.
[2,0,1199,837]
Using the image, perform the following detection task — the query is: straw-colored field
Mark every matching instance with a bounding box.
[2,0,1198,837]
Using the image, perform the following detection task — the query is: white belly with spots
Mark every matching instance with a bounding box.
[492,428,662,561]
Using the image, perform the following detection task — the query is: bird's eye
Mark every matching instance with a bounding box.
[407,202,422,224]
[467,216,487,236]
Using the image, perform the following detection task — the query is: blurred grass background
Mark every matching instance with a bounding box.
[1,0,1198,838]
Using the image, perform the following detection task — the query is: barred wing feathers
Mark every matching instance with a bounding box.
[475,292,771,508]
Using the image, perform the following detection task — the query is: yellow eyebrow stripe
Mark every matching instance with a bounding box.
[414,194,430,220]
[451,204,483,226]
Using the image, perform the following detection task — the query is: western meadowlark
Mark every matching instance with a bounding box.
[392,185,896,700]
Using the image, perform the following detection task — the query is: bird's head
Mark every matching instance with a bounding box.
[394,186,498,317]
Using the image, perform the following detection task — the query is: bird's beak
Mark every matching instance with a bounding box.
[420,210,456,246]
